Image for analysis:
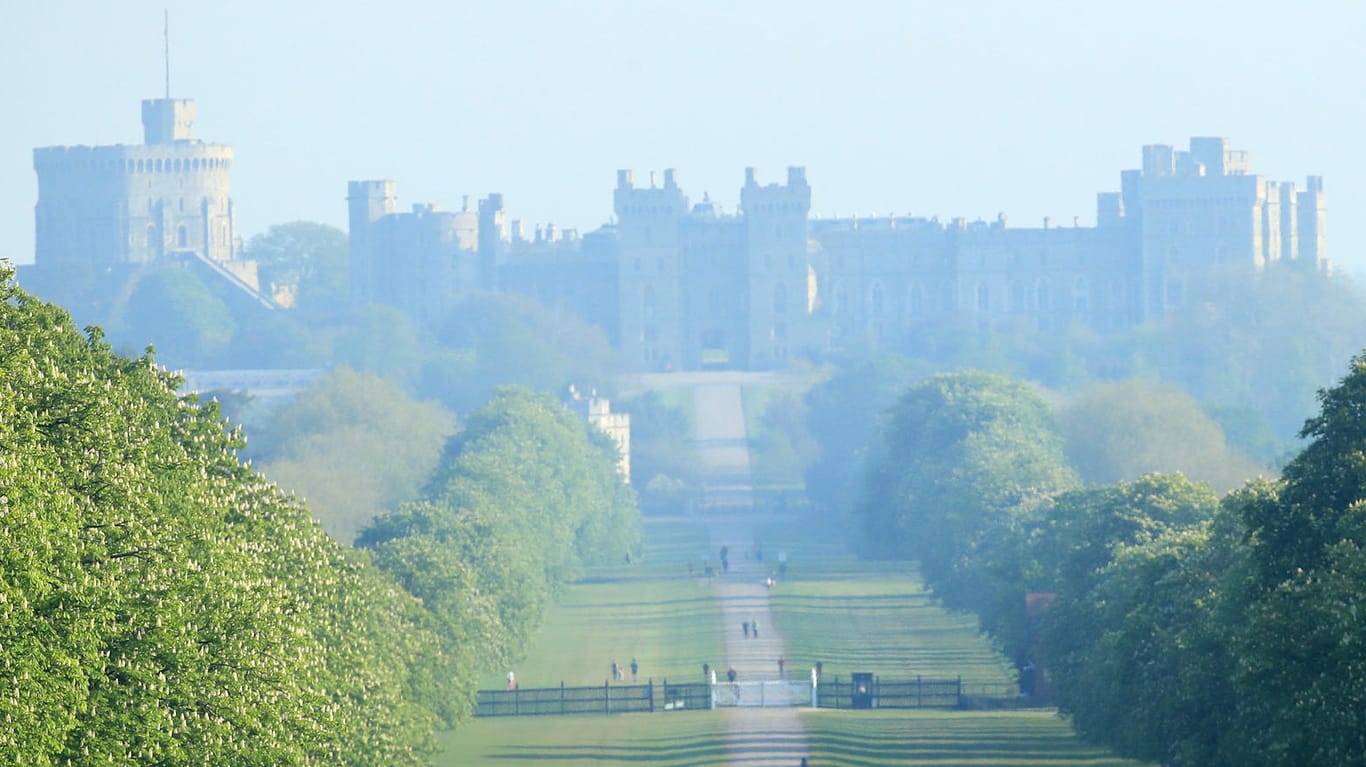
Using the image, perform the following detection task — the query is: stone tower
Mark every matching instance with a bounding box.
[741,166,811,369]
[33,98,236,276]
[614,169,688,370]
[346,179,398,305]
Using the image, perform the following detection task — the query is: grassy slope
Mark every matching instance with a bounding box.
[768,561,1017,688]
[446,518,728,765]
[440,523,1150,767]
[801,709,1148,766]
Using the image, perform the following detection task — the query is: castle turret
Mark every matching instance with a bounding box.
[347,180,397,305]
[614,168,688,370]
[141,98,196,143]
[741,166,811,368]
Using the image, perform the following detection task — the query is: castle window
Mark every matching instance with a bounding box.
[146,224,158,248]
[137,160,144,172]
[1073,277,1089,313]
[178,198,184,213]
[643,284,656,319]
[155,159,163,172]
[147,198,154,213]
[177,225,188,248]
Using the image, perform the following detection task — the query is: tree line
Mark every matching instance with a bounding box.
[0,267,639,764]
[849,363,1366,766]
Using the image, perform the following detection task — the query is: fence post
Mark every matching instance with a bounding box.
[957,675,963,708]
[874,674,879,709]
[560,681,565,716]
[605,681,611,715]
[917,675,922,708]
[514,683,520,716]
[650,679,656,713]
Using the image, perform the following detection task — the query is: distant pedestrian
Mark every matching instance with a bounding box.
[800,758,808,767]
[507,671,516,690]
[752,620,759,638]
[703,662,711,681]
[743,621,750,638]
[611,660,620,680]
[630,658,639,682]
[815,661,823,678]
[778,656,785,677]
[727,666,737,683]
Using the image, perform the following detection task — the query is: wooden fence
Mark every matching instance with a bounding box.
[474,680,711,717]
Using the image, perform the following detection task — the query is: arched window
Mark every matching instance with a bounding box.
[1073,277,1089,313]
[177,225,188,248]
[773,283,787,314]
[146,224,158,248]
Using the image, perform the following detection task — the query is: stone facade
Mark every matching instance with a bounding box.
[347,136,1326,372]
[25,98,270,310]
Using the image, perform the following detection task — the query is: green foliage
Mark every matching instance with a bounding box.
[1225,352,1366,766]
[116,266,236,367]
[241,221,350,313]
[746,387,818,490]
[251,368,457,543]
[618,390,699,514]
[0,268,449,765]
[334,304,427,389]
[1057,379,1263,492]
[359,387,641,671]
[856,371,1078,599]
[803,353,930,517]
[1125,262,1366,439]
[424,292,617,414]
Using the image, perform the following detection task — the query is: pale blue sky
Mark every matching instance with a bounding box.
[3,1,1363,272]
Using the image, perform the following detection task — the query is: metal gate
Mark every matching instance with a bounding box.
[713,680,813,708]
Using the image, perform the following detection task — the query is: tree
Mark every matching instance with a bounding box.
[359,386,641,669]
[251,367,457,543]
[1225,351,1366,766]
[115,265,236,368]
[618,390,698,514]
[804,352,929,517]
[0,267,448,765]
[856,371,1078,610]
[424,292,617,414]
[1057,378,1264,493]
[241,221,349,313]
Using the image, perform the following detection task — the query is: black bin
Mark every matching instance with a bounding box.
[851,673,874,709]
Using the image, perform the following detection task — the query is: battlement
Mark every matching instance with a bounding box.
[741,166,811,215]
[613,168,688,218]
[142,98,196,144]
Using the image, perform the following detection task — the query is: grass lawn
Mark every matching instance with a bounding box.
[799,709,1152,766]
[477,517,725,690]
[436,710,728,767]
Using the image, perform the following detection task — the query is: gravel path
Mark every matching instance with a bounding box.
[693,382,812,767]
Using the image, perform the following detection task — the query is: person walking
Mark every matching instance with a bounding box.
[752,619,760,638]
[778,656,785,678]
[506,671,516,690]
[630,658,639,682]
[743,621,750,638]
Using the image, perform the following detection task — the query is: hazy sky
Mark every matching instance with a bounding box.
[3,1,1364,272]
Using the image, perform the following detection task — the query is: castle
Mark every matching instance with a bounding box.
[19,96,1326,373]
[349,137,1326,372]
[22,97,272,313]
